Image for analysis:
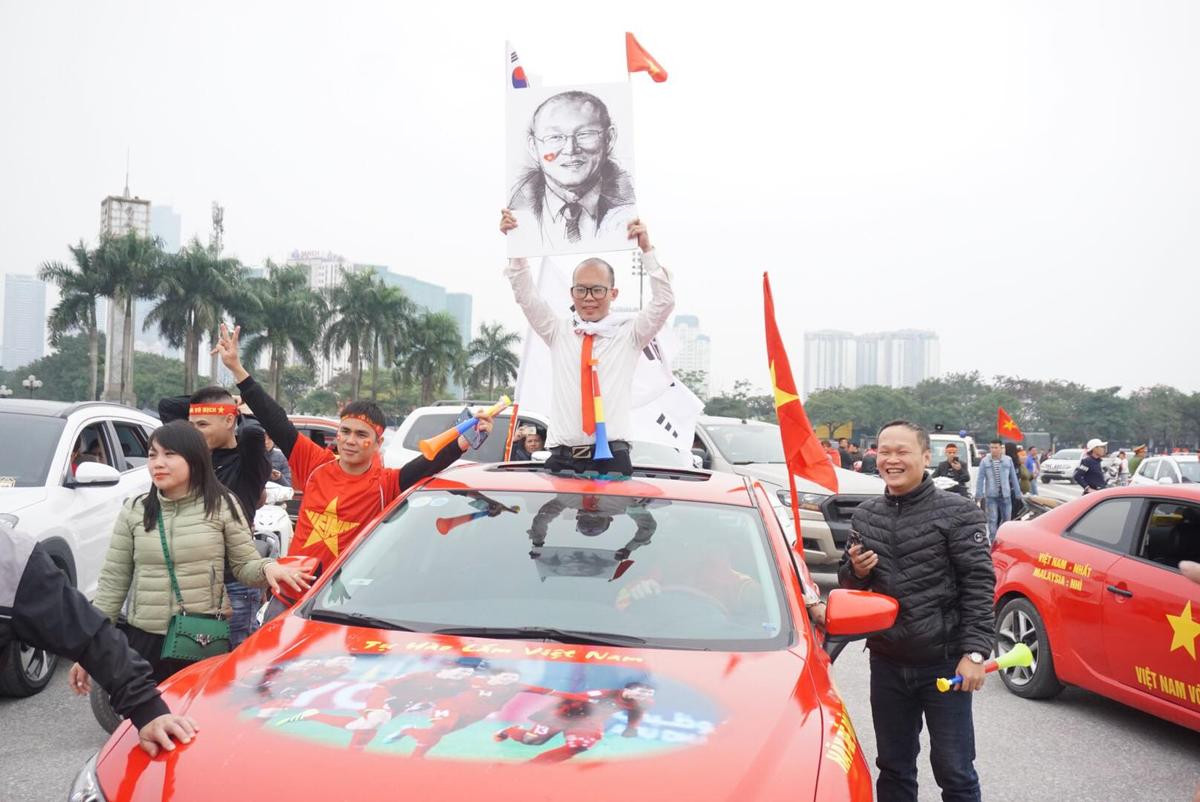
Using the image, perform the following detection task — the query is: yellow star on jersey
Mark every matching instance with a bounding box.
[303,497,360,558]
[1166,601,1200,660]
[770,362,798,410]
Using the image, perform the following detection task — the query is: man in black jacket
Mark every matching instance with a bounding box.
[933,442,972,497]
[1,526,197,756]
[1073,438,1108,494]
[160,386,272,647]
[839,420,994,802]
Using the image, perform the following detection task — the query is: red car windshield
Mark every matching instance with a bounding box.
[305,489,792,652]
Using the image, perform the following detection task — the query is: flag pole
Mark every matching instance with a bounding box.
[786,470,805,551]
[503,402,520,461]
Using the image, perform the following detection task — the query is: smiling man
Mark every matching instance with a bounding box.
[839,419,994,802]
[508,90,636,250]
[499,211,674,475]
[212,324,492,581]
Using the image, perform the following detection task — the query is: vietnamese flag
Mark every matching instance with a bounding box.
[764,273,838,494]
[997,406,1024,441]
[626,32,668,82]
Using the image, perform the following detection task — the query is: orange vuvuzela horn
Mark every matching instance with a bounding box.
[418,396,511,459]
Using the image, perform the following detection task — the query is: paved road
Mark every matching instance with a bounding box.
[2,571,1197,801]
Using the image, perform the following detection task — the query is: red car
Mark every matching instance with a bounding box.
[71,464,898,801]
[992,485,1200,732]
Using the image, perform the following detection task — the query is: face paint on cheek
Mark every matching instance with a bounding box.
[543,152,558,162]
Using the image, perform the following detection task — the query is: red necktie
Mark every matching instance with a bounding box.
[580,334,595,435]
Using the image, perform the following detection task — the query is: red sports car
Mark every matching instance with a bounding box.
[992,485,1200,731]
[71,463,898,801]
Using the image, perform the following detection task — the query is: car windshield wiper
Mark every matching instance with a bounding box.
[430,626,646,647]
[307,609,420,632]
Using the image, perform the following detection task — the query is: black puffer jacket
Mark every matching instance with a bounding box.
[838,476,995,665]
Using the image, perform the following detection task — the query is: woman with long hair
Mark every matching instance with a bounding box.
[69,421,312,687]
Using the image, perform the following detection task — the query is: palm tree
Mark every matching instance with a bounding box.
[238,262,326,399]
[394,312,466,406]
[95,232,163,405]
[363,282,416,400]
[38,241,107,400]
[144,239,248,393]
[468,322,521,398]
[321,269,376,399]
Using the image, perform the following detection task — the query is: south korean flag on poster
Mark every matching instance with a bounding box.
[513,256,703,453]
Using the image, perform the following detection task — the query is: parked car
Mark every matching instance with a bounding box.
[0,400,158,696]
[991,485,1200,732]
[1130,455,1199,487]
[689,415,884,567]
[73,461,898,800]
[1039,448,1084,483]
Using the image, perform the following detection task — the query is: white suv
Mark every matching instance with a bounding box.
[689,415,884,568]
[0,400,158,696]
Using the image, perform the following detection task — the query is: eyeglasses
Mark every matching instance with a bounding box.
[571,285,610,300]
[535,130,605,150]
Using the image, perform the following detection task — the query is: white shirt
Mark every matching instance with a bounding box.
[504,250,674,448]
[536,187,638,253]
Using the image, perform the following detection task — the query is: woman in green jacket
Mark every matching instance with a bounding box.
[69,421,312,686]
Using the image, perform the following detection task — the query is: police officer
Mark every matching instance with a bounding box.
[1,525,197,756]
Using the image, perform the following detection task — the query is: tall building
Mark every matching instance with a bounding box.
[134,205,185,358]
[286,251,371,383]
[671,314,712,398]
[806,329,941,395]
[99,187,152,404]
[803,330,857,397]
[1,275,47,371]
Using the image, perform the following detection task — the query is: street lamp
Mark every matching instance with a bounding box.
[0,385,11,399]
[22,374,42,399]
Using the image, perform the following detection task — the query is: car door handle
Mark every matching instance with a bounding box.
[1105,585,1133,598]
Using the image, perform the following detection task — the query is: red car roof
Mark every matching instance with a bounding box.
[421,462,756,506]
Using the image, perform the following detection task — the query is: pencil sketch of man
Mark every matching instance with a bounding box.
[508,90,637,253]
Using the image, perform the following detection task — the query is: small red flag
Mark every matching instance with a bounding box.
[997,406,1024,442]
[764,273,838,494]
[626,32,668,83]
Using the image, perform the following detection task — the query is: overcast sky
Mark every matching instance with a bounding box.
[2,1,1197,394]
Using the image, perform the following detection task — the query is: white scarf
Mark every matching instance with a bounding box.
[571,311,634,338]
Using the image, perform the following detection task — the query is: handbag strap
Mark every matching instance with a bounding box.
[155,508,187,614]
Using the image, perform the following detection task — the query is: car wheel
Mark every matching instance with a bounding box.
[0,640,59,697]
[89,684,124,734]
[995,596,1063,699]
[1040,476,1051,484]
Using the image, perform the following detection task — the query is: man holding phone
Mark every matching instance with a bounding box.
[839,420,994,802]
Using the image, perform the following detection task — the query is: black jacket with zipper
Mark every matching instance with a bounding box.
[838,476,995,665]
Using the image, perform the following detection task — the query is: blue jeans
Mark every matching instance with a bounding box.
[869,654,981,802]
[227,581,262,648]
[984,496,1011,542]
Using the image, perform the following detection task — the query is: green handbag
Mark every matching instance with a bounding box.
[156,510,231,662]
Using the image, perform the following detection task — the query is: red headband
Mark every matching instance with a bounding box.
[189,403,237,417]
[342,413,384,437]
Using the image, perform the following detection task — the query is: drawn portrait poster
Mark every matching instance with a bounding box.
[506,82,638,259]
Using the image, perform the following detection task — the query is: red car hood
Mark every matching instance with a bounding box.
[97,617,845,801]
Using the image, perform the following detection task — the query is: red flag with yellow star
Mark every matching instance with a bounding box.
[764,273,838,494]
[997,406,1024,442]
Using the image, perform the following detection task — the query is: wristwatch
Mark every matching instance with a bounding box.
[965,651,985,665]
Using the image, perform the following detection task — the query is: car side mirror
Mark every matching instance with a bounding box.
[67,462,121,488]
[270,555,321,609]
[691,448,711,469]
[1158,476,1176,485]
[824,588,899,639]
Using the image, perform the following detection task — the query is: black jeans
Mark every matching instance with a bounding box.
[544,448,633,476]
[869,653,981,802]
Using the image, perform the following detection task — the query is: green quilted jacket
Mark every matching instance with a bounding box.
[94,490,272,635]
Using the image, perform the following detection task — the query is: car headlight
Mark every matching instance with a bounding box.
[68,752,106,802]
[0,513,18,528]
[776,488,828,513]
